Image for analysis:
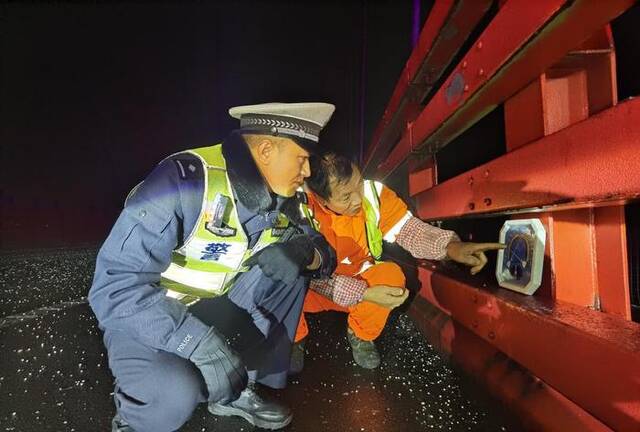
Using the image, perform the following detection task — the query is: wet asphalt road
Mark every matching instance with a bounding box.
[0,248,519,431]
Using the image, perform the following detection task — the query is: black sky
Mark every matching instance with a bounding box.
[1,1,420,248]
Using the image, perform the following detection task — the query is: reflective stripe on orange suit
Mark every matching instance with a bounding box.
[295,185,409,342]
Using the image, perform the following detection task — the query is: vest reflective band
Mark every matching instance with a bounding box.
[362,180,384,260]
[159,144,289,305]
[302,180,385,260]
[299,200,319,231]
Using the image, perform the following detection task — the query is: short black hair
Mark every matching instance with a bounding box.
[307,152,355,200]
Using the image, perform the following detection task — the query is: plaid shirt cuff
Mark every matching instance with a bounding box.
[395,217,461,260]
[309,275,368,307]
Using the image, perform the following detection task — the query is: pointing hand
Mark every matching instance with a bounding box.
[445,241,506,275]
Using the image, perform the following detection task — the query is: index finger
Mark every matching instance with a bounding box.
[470,243,506,252]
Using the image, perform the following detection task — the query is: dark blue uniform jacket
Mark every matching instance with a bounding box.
[89,131,335,359]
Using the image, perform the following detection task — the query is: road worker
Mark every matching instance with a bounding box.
[292,152,504,370]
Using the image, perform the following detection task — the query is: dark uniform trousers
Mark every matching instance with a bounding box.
[105,266,307,432]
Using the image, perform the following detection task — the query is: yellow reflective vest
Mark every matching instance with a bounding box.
[158,144,290,305]
[300,180,385,261]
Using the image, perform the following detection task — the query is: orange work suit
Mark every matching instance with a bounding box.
[295,185,410,342]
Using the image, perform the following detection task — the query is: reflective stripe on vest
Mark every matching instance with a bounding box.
[297,187,320,231]
[158,144,289,305]
[362,180,384,260]
[302,180,385,260]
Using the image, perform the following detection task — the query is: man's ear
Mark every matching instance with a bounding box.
[255,138,276,165]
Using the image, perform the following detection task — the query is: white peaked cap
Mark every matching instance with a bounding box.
[228,102,335,147]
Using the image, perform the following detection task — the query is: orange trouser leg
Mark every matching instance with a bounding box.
[294,261,406,342]
[347,261,405,341]
[294,290,349,342]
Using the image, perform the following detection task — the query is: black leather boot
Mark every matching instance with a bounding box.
[111,413,135,432]
[208,382,293,430]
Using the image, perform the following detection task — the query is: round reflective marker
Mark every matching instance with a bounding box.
[496,219,546,295]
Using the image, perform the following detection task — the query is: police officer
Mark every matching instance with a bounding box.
[89,103,337,431]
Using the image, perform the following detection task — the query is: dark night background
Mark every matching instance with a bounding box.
[1,0,431,249]
[2,2,639,250]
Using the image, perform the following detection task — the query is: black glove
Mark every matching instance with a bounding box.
[244,234,315,285]
[189,327,248,404]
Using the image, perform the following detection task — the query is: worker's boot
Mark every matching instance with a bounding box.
[208,381,293,430]
[347,327,381,369]
[111,413,135,432]
[288,339,306,375]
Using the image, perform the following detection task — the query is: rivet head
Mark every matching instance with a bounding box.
[477,41,483,49]
[483,169,490,178]
[488,331,495,340]
[468,202,475,210]
[468,176,474,186]
[462,61,468,69]
[484,198,492,206]
[463,84,469,92]
[478,68,485,76]
[139,210,147,218]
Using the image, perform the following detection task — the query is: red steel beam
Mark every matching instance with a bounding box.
[593,206,632,319]
[409,296,613,432]
[414,98,640,220]
[377,0,636,178]
[416,263,640,431]
[504,25,617,152]
[363,0,454,173]
[363,0,493,175]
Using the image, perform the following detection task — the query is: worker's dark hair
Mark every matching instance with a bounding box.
[307,152,355,200]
